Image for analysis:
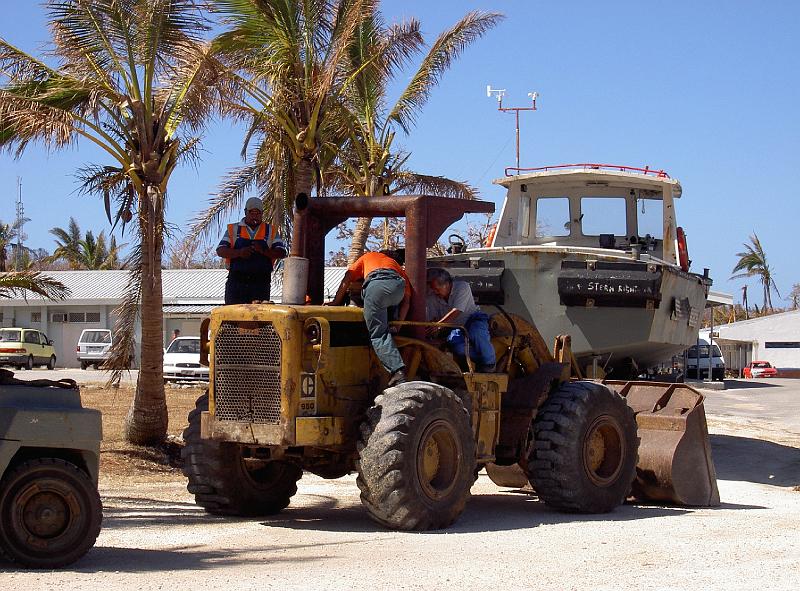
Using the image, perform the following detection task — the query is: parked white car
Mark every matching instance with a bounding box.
[76,329,112,370]
[163,336,208,382]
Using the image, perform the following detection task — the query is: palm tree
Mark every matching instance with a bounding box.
[334,10,501,263]
[0,271,69,301]
[731,233,780,312]
[0,0,232,444]
[49,218,83,269]
[197,0,375,236]
[0,222,12,272]
[50,218,124,269]
[789,283,800,310]
[0,218,31,271]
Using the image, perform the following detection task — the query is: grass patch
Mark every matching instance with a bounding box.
[81,385,203,487]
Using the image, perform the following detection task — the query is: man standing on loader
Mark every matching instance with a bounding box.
[327,249,411,386]
[216,197,287,304]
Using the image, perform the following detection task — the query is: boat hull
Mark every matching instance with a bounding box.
[432,246,709,377]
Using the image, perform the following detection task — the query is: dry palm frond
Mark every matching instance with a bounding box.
[106,246,142,387]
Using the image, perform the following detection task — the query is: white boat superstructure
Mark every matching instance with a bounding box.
[434,164,710,378]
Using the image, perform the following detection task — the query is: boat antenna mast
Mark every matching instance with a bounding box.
[486,85,538,171]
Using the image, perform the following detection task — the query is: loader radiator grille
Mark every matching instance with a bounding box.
[213,321,282,424]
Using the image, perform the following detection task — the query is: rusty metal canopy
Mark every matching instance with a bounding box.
[291,195,495,318]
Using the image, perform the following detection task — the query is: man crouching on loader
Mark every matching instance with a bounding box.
[326,249,411,386]
[426,267,496,372]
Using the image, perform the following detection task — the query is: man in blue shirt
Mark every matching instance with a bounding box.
[216,197,287,304]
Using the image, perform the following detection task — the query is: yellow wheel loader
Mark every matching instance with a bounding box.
[182,195,718,531]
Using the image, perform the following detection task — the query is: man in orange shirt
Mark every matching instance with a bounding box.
[327,250,411,386]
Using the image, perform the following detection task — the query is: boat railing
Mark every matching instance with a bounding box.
[505,163,670,178]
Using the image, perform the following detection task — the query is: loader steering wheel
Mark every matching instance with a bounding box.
[447,234,467,254]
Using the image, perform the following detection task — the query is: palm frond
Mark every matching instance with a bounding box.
[394,172,478,199]
[0,271,70,300]
[190,162,260,240]
[388,11,503,133]
[105,249,141,385]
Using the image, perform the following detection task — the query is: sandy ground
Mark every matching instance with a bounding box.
[1,379,798,590]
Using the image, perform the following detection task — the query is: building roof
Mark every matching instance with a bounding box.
[0,268,349,306]
[714,308,800,330]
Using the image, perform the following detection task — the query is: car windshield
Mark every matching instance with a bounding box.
[753,362,771,368]
[0,329,21,342]
[82,331,111,344]
[167,339,200,354]
[687,345,722,358]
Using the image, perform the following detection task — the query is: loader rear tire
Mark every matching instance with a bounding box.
[181,393,302,516]
[528,381,637,513]
[357,381,475,530]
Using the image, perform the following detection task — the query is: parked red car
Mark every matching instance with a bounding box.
[743,361,779,378]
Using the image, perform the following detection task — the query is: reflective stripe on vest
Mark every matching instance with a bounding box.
[224,222,270,269]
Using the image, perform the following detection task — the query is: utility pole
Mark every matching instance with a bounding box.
[487,86,538,171]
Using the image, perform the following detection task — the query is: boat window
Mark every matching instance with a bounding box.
[637,198,664,238]
[535,197,570,237]
[518,195,532,237]
[580,197,626,236]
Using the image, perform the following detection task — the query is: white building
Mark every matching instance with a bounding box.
[0,268,347,368]
[710,309,800,372]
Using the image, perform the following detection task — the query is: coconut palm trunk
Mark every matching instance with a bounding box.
[348,216,374,264]
[124,186,167,443]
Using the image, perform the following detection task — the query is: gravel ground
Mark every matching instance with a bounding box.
[1,380,798,590]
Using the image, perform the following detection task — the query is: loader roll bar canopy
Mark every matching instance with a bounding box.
[291,194,495,319]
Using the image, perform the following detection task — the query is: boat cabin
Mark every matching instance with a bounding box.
[491,165,682,266]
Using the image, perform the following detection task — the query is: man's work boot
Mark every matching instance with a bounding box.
[388,368,407,387]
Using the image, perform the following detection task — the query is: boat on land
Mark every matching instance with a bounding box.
[431,163,711,379]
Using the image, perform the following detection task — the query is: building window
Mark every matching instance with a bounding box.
[765,342,800,349]
[31,312,41,323]
[52,313,66,323]
[68,312,86,323]
[0,312,4,323]
[86,312,101,323]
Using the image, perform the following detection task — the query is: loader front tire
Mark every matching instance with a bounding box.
[181,393,302,516]
[528,381,637,513]
[357,381,475,530]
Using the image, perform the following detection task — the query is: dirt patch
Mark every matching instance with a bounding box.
[81,386,202,488]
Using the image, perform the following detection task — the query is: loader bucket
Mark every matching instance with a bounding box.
[485,462,529,489]
[605,380,720,507]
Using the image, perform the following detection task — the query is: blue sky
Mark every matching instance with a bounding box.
[1,0,798,305]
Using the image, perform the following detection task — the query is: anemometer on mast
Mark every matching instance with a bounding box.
[487,85,538,170]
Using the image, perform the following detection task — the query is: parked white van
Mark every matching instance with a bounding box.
[76,329,113,369]
[686,338,725,381]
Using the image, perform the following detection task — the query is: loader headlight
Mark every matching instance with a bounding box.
[305,321,321,345]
